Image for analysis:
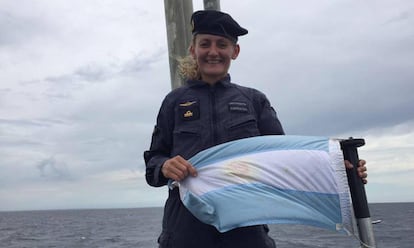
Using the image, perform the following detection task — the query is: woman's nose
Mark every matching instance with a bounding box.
[208,45,218,56]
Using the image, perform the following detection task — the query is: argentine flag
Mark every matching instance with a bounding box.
[175,135,354,233]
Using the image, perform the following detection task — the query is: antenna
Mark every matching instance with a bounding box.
[341,138,376,247]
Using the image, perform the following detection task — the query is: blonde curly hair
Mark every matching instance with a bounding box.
[178,36,200,80]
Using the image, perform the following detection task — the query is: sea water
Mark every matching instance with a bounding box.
[0,203,412,247]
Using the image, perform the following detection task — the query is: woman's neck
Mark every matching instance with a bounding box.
[201,74,226,85]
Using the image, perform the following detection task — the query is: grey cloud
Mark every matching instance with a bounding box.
[273,63,414,136]
[74,64,110,82]
[238,2,414,137]
[0,118,69,149]
[0,9,54,46]
[120,48,167,74]
[0,118,67,128]
[44,49,166,86]
[36,156,73,181]
[383,9,414,25]
[253,46,414,135]
[40,64,118,100]
[45,73,95,85]
[0,138,45,148]
[43,61,118,85]
[0,88,11,93]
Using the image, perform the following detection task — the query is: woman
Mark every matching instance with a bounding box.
[144,10,367,248]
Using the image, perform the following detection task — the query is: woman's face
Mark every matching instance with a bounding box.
[190,34,240,84]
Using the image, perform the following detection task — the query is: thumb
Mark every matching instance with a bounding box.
[344,160,353,169]
[187,164,198,177]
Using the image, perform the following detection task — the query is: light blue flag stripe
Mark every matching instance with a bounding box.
[189,135,329,169]
[183,183,344,232]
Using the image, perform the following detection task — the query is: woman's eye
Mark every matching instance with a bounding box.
[199,42,209,47]
[217,43,228,48]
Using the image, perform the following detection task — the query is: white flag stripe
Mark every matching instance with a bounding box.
[181,149,340,198]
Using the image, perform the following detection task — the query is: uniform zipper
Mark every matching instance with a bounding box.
[209,86,217,145]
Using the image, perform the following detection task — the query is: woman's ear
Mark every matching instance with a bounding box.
[189,45,196,59]
[232,44,240,60]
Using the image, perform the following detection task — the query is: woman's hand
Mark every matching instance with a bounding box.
[345,159,368,184]
[162,155,198,181]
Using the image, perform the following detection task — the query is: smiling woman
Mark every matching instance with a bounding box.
[144,9,285,248]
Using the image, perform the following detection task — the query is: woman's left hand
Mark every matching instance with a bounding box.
[344,159,368,184]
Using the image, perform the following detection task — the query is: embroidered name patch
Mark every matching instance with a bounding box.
[228,102,249,113]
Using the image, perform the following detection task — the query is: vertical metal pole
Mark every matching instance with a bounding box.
[203,0,220,10]
[340,138,376,248]
[164,0,193,89]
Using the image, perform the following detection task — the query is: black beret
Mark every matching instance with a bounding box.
[191,10,248,42]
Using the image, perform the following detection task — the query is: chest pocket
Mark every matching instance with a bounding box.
[225,101,260,141]
[172,98,201,158]
[172,125,201,158]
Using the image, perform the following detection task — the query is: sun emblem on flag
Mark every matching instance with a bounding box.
[224,159,257,182]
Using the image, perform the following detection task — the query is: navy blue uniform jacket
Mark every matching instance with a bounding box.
[144,75,284,248]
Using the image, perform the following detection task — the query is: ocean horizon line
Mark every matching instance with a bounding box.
[1,201,413,213]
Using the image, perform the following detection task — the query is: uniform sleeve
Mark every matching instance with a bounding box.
[143,97,174,187]
[254,91,285,135]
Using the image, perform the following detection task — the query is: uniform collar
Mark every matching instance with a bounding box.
[187,74,232,88]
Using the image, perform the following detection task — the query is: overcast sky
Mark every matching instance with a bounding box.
[1,0,413,211]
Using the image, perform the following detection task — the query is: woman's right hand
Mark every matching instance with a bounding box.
[161,155,198,181]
